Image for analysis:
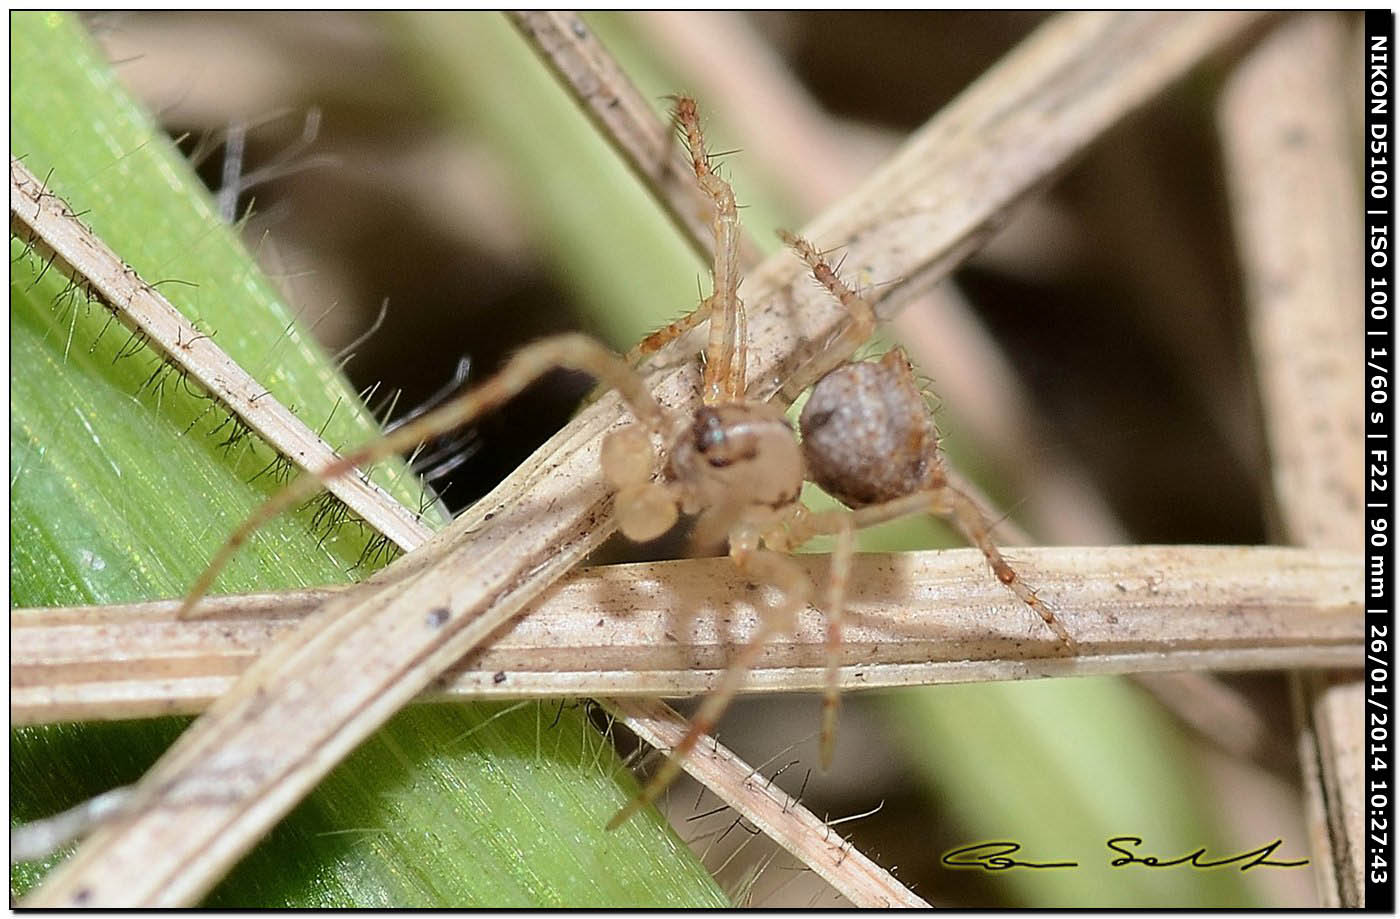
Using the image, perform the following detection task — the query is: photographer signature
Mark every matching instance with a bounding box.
[942,838,1309,873]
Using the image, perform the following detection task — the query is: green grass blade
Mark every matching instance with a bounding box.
[9,10,725,907]
[889,678,1260,907]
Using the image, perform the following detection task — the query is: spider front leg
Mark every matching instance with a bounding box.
[671,95,746,404]
[777,230,876,391]
[179,333,668,618]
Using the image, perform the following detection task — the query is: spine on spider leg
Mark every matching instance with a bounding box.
[179,333,668,618]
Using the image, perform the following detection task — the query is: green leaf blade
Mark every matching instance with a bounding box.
[10,10,726,907]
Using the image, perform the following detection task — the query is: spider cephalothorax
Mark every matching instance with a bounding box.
[672,404,805,507]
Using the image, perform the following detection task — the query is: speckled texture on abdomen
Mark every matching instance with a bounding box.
[798,351,941,507]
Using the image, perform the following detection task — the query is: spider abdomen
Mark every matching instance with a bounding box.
[799,349,942,507]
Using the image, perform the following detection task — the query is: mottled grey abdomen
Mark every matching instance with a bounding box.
[798,350,942,507]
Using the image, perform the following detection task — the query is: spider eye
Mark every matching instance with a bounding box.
[693,409,726,454]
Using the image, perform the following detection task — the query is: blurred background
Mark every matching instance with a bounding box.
[77,11,1352,906]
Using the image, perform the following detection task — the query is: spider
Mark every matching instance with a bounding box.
[179,96,1077,831]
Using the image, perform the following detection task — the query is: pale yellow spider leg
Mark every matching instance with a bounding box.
[778,506,856,769]
[777,230,877,393]
[673,96,745,404]
[820,513,854,768]
[179,333,667,619]
[625,294,713,365]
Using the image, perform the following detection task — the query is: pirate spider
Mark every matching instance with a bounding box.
[180,96,1076,830]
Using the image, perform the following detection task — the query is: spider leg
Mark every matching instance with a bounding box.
[626,294,713,365]
[778,506,856,768]
[939,486,1077,653]
[672,96,745,404]
[777,230,877,395]
[608,545,810,830]
[847,488,1079,653]
[179,333,667,619]
[820,513,854,768]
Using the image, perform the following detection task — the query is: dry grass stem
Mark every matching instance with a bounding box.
[25,12,1261,906]
[1219,12,1365,906]
[507,11,763,270]
[8,157,430,553]
[12,545,1360,725]
[13,76,808,901]
[608,697,931,908]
